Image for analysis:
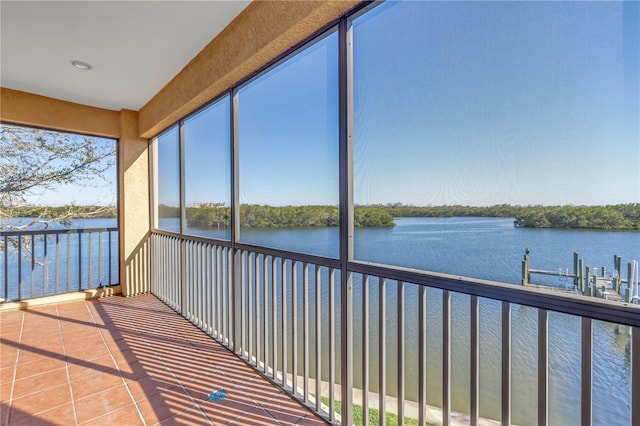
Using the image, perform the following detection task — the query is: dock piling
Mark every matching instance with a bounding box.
[584,265,590,296]
[579,259,585,294]
[628,262,633,300]
[521,250,530,286]
[613,255,622,292]
[573,252,579,288]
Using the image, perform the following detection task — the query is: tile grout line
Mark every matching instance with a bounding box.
[213,359,286,424]
[150,293,316,426]
[2,310,24,426]
[83,300,147,426]
[192,336,283,425]
[129,301,213,426]
[56,304,79,426]
[253,389,287,426]
[179,309,326,426]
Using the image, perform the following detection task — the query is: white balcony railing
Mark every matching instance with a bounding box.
[151,230,639,426]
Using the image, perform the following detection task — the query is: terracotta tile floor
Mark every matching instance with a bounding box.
[0,294,328,425]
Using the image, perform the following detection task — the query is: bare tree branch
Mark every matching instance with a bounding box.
[1,123,117,236]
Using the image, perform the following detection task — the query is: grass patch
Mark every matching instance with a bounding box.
[320,397,433,426]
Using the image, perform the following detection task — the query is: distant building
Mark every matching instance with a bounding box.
[193,202,225,209]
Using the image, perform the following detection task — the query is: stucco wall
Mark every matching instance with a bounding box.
[118,110,151,296]
[0,88,120,138]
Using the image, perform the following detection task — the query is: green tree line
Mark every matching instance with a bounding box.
[10,205,117,219]
[513,204,640,230]
[182,205,395,228]
[157,203,640,230]
[359,203,525,218]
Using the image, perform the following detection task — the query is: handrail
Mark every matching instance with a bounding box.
[150,230,640,327]
[151,229,232,248]
[1,227,118,237]
[235,241,341,270]
[151,229,340,269]
[348,260,640,327]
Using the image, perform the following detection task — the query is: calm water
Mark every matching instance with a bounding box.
[180,217,639,286]
[5,217,639,424]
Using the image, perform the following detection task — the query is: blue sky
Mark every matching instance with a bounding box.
[183,98,231,206]
[351,0,639,206]
[147,1,637,208]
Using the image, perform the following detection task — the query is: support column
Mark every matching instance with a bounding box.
[118,109,150,296]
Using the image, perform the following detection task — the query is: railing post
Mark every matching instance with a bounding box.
[378,277,386,423]
[362,275,370,425]
[67,233,71,292]
[292,261,298,395]
[108,231,112,285]
[282,259,289,390]
[397,281,405,424]
[581,317,592,425]
[43,234,48,294]
[231,86,241,353]
[180,239,187,316]
[88,233,92,288]
[538,308,549,426]
[4,235,8,300]
[31,236,35,297]
[98,232,102,287]
[329,269,336,421]
[78,231,82,290]
[303,262,309,402]
[443,290,451,426]
[55,234,60,293]
[272,257,278,381]
[18,236,22,300]
[502,301,511,426]
[470,295,479,426]
[633,327,639,426]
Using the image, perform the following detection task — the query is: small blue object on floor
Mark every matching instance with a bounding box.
[208,389,229,402]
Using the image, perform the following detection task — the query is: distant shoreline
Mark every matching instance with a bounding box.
[155,203,640,231]
[13,203,638,231]
[8,205,117,219]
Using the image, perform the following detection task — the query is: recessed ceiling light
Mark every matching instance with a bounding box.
[70,60,92,70]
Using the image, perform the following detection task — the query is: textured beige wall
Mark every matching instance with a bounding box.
[139,0,361,138]
[118,110,150,296]
[0,88,120,138]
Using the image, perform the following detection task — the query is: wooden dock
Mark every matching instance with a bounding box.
[522,251,636,304]
[526,274,624,302]
[593,276,623,302]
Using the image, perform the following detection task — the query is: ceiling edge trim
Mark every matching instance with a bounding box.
[1,87,121,138]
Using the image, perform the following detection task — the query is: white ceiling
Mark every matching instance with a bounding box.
[0,1,250,111]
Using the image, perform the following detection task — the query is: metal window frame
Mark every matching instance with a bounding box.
[145,2,640,425]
